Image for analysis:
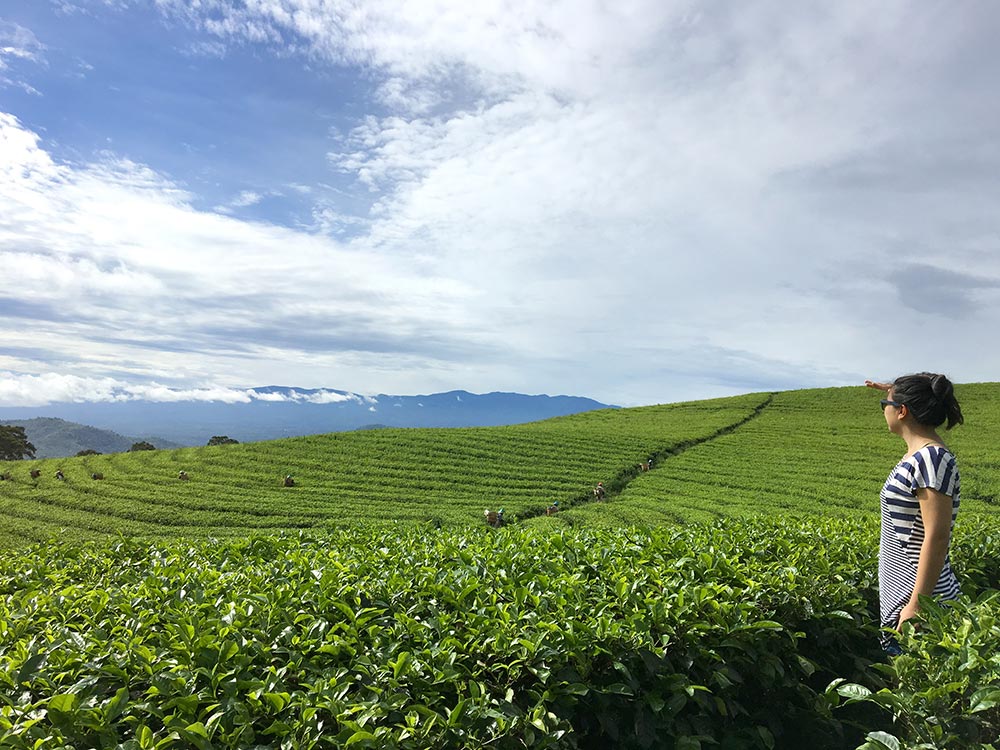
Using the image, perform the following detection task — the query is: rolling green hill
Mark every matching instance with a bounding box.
[0,417,182,458]
[565,382,1000,528]
[2,385,999,547]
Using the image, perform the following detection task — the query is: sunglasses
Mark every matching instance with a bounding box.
[880,399,905,411]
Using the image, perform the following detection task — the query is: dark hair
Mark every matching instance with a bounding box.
[892,372,964,430]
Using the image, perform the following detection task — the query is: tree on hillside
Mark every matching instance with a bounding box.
[0,425,36,460]
[76,449,101,457]
[129,441,156,452]
[207,436,239,446]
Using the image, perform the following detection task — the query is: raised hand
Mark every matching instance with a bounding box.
[864,380,891,392]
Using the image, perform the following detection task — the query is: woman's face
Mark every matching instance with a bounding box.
[884,387,904,434]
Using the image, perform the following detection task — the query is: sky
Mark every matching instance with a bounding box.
[2,0,999,409]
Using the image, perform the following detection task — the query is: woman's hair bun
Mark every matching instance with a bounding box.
[893,372,964,430]
[929,373,953,401]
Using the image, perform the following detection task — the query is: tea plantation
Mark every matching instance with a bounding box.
[1,392,769,546]
[2,385,999,748]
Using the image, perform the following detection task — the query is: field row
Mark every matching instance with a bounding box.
[0,395,769,544]
[6,386,998,544]
[593,386,1000,525]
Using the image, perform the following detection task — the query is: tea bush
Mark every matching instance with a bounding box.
[830,594,1000,748]
[3,517,997,749]
[3,384,1000,747]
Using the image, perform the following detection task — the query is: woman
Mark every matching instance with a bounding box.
[865,373,964,654]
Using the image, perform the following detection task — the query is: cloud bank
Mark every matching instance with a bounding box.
[2,1,1000,408]
[0,371,366,407]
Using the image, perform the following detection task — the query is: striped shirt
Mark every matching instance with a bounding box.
[879,445,961,632]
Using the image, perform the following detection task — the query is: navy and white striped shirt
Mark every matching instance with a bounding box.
[879,445,961,631]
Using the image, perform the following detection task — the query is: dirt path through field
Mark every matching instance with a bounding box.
[518,393,776,522]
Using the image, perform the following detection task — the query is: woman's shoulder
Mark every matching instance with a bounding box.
[922,443,956,458]
[900,444,956,467]
[912,444,959,474]
[908,441,953,456]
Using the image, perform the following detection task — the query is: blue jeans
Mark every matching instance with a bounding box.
[881,636,903,657]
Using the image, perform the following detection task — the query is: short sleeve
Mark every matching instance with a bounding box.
[912,447,957,497]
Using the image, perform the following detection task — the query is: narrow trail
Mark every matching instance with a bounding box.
[517,393,776,523]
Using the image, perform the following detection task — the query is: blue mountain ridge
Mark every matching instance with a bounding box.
[0,387,615,447]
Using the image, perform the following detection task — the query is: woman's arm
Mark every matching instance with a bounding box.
[864,380,892,391]
[897,486,954,628]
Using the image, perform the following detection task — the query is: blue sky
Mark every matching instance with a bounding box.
[3,1,371,228]
[2,1,1000,408]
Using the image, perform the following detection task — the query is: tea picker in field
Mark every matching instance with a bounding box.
[593,481,606,501]
[865,373,964,656]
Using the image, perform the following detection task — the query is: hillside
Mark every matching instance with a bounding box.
[0,417,181,459]
[567,382,1000,528]
[2,384,999,547]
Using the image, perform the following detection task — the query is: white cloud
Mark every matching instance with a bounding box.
[306,0,1000,402]
[244,390,287,402]
[182,38,228,58]
[50,0,131,13]
[0,21,45,65]
[0,111,496,394]
[0,371,370,407]
[213,189,266,214]
[0,372,257,406]
[1,79,41,96]
[246,389,363,404]
[300,390,358,404]
[0,20,45,93]
[3,2,1000,407]
[232,190,263,207]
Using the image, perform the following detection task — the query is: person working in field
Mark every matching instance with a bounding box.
[865,373,964,656]
[593,481,606,501]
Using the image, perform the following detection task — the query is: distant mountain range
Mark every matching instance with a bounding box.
[0,418,182,459]
[0,387,614,450]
